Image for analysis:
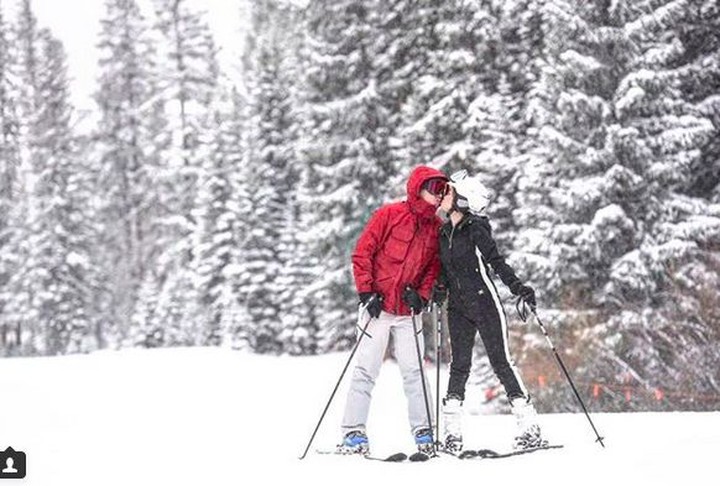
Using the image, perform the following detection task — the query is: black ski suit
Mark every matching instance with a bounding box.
[439,213,529,401]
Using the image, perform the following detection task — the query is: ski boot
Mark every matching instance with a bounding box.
[414,427,435,455]
[442,394,463,453]
[510,395,548,450]
[336,429,369,455]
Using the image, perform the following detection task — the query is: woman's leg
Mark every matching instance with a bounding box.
[446,310,477,401]
[475,296,528,400]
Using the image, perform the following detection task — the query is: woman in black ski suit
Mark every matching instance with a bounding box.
[435,169,546,452]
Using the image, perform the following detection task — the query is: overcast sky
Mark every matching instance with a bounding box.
[2,0,248,122]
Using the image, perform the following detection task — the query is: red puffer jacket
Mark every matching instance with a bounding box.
[352,166,447,316]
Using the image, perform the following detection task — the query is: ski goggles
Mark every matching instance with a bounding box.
[422,178,448,197]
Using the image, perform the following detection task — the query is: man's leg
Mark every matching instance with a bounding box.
[392,314,434,437]
[340,310,392,436]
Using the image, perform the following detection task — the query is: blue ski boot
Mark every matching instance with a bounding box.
[337,430,369,455]
[414,427,435,455]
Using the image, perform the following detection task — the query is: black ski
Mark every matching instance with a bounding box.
[365,452,408,462]
[316,449,435,462]
[365,451,433,462]
[457,444,563,460]
[409,451,432,462]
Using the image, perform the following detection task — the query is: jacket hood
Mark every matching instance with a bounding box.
[406,165,448,201]
[406,165,447,220]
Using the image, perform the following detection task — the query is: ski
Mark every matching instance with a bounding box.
[314,449,369,458]
[316,449,436,462]
[365,451,434,462]
[457,444,563,460]
[365,452,408,462]
[409,451,432,462]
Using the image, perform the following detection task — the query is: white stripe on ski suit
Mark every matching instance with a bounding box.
[475,247,528,398]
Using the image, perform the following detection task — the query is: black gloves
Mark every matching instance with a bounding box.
[511,283,536,309]
[359,292,383,318]
[402,286,426,314]
[431,283,448,306]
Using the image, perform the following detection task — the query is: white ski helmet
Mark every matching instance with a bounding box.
[448,169,492,215]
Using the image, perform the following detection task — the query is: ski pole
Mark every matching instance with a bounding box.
[432,301,442,448]
[299,297,376,460]
[517,299,605,448]
[411,311,435,454]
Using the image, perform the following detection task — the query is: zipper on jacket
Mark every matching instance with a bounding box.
[396,222,419,315]
[445,226,462,292]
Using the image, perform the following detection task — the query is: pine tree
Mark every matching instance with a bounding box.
[130,0,222,346]
[0,4,18,214]
[279,163,322,355]
[514,0,720,410]
[397,0,485,169]
[395,0,530,241]
[296,0,392,351]
[33,30,97,353]
[0,0,22,354]
[238,0,302,353]
[95,0,163,346]
[191,89,246,346]
[4,24,98,355]
[15,0,40,121]
[679,1,720,200]
[270,8,322,356]
[151,0,220,244]
[220,89,254,351]
[2,0,44,353]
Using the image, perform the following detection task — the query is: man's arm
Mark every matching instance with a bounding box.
[351,206,390,293]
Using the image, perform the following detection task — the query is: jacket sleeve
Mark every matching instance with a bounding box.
[471,218,522,293]
[438,260,449,289]
[436,231,450,291]
[352,206,391,294]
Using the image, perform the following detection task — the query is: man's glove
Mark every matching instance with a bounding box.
[359,292,383,318]
[431,283,448,306]
[402,286,426,314]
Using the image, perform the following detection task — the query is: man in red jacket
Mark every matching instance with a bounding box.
[337,165,448,455]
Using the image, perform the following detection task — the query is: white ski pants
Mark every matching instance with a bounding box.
[341,309,434,438]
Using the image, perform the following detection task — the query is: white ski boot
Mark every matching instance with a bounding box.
[510,395,547,450]
[442,394,463,452]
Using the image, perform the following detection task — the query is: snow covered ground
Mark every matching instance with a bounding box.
[1,347,717,486]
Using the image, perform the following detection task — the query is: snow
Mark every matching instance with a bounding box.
[616,85,645,115]
[1,347,718,486]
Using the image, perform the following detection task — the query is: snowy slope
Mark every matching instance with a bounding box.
[1,347,717,486]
